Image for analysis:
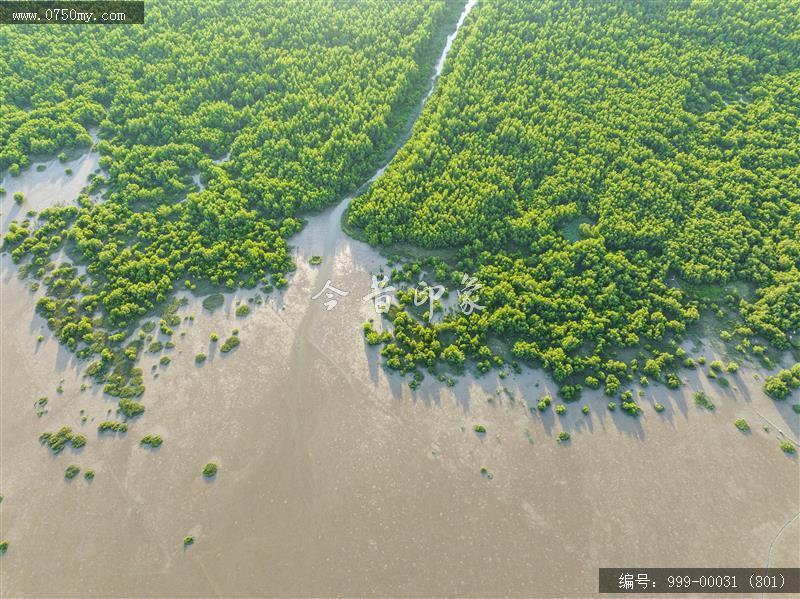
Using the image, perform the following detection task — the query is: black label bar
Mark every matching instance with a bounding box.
[0,1,144,24]
[599,568,800,593]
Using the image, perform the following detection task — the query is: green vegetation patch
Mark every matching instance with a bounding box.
[779,441,796,454]
[693,391,715,411]
[64,465,80,479]
[140,434,163,448]
[98,421,128,433]
[220,336,240,353]
[118,398,145,419]
[764,364,800,400]
[621,402,643,417]
[202,462,218,478]
[1,0,464,398]
[537,396,552,411]
[39,427,86,453]
[346,0,800,397]
[202,294,225,313]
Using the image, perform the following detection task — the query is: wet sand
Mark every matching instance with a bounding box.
[1,2,799,596]
[2,176,799,596]
[0,143,100,231]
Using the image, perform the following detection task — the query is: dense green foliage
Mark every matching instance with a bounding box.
[763,363,800,400]
[694,391,715,410]
[64,465,80,479]
[202,294,225,313]
[349,0,800,394]
[140,434,163,448]
[202,462,218,478]
[220,336,240,353]
[118,398,145,418]
[98,420,128,433]
[39,427,86,453]
[1,0,464,396]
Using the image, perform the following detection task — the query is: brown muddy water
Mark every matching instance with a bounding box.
[1,2,799,597]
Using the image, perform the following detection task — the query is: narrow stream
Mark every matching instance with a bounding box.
[277,0,478,553]
[326,0,477,245]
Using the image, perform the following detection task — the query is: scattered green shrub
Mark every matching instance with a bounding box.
[220,336,240,353]
[98,421,128,433]
[39,427,85,453]
[140,434,163,448]
[202,294,225,313]
[621,401,642,416]
[764,365,800,400]
[665,373,681,389]
[693,391,715,410]
[118,398,145,418]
